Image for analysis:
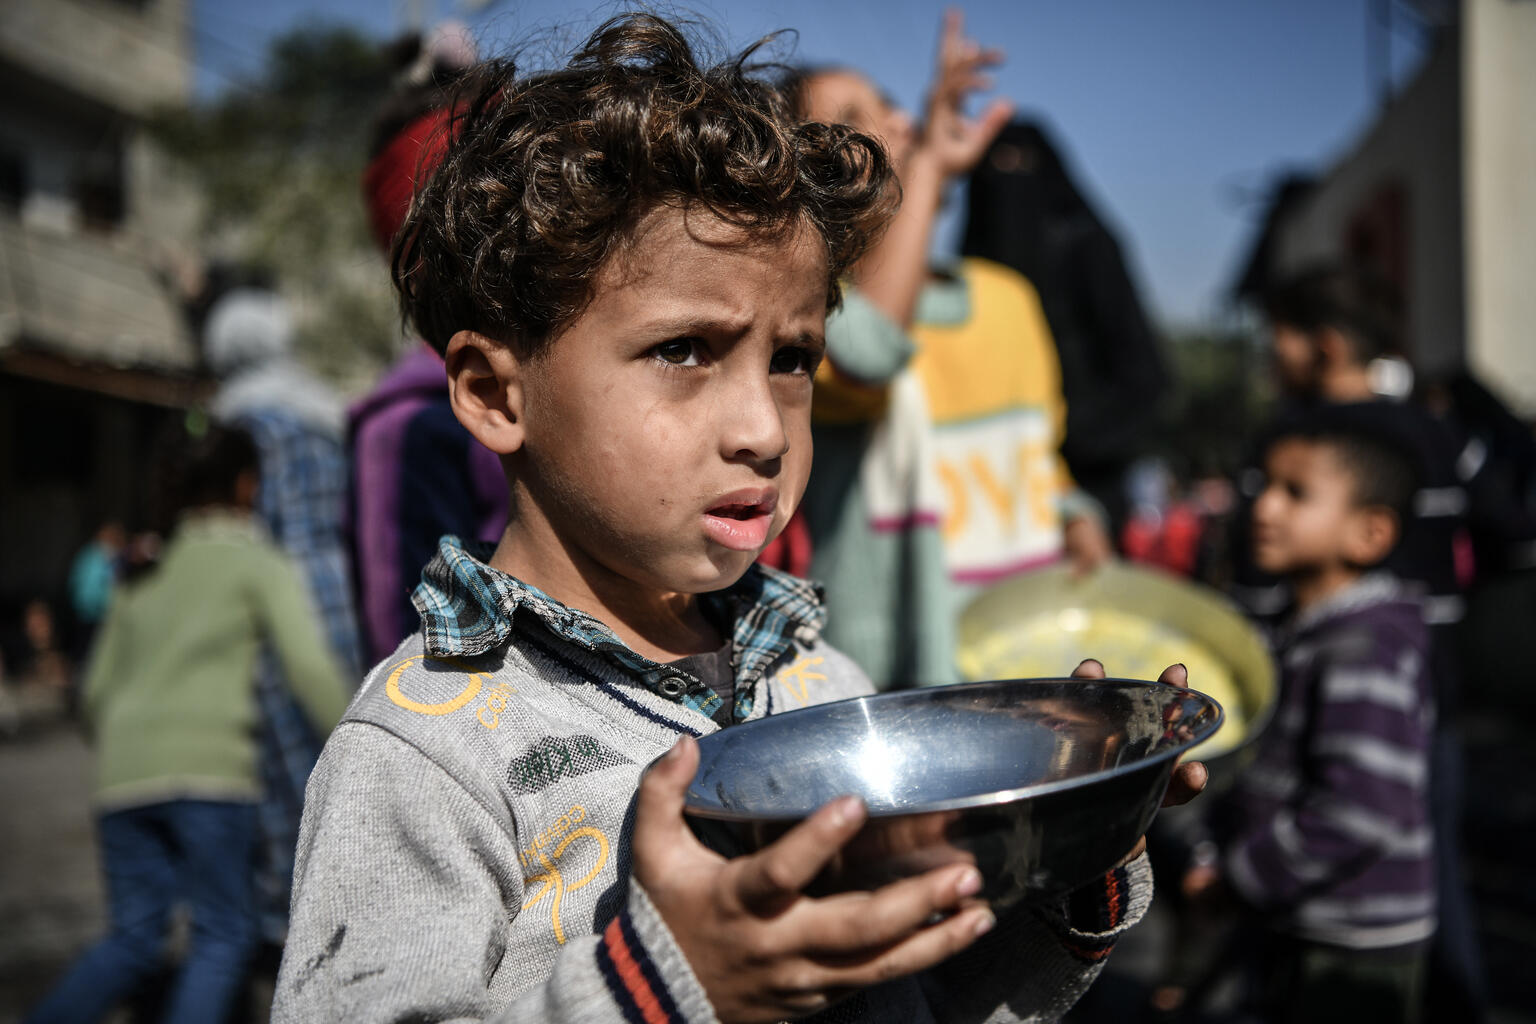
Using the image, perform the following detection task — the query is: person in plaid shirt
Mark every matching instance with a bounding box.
[206,287,363,946]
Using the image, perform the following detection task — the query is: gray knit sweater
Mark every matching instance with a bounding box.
[273,537,1152,1022]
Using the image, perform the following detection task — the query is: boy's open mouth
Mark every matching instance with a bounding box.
[702,491,777,552]
[709,502,768,521]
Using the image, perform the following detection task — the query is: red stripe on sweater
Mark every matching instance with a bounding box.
[1062,939,1116,962]
[603,918,672,1024]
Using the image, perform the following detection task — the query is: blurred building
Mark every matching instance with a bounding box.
[0,0,205,623]
[1233,0,1536,416]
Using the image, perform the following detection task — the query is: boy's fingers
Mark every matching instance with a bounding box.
[1158,663,1190,688]
[733,796,867,910]
[799,863,983,954]
[1163,761,1208,807]
[1072,658,1105,679]
[811,903,994,991]
[632,736,703,867]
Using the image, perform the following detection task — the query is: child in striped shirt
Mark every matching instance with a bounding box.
[1204,408,1436,1021]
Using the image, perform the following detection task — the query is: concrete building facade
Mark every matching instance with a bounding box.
[1240,0,1536,416]
[0,0,206,644]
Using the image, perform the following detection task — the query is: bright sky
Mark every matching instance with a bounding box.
[192,0,1432,331]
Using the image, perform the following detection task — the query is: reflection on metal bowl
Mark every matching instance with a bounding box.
[684,677,1221,908]
[958,562,1277,779]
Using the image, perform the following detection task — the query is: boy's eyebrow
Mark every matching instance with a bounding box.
[632,310,753,336]
[632,310,824,346]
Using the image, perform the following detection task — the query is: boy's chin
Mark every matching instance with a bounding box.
[1251,551,1292,576]
[671,548,762,594]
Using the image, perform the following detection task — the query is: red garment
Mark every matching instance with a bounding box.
[1122,502,1203,577]
[362,108,455,253]
[756,509,813,578]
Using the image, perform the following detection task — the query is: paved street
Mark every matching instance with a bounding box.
[0,715,105,1023]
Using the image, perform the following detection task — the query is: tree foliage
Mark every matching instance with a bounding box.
[148,24,406,382]
[1158,331,1273,477]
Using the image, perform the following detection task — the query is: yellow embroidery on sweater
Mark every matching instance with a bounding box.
[777,656,827,706]
[384,655,488,716]
[519,805,610,945]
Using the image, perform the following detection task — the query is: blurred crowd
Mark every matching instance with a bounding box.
[4,9,1535,1024]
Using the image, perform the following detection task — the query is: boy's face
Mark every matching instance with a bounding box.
[511,205,826,597]
[1251,438,1368,576]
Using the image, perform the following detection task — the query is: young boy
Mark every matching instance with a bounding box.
[28,425,348,1024]
[1233,266,1534,1017]
[274,15,1190,1023]
[1207,411,1436,1019]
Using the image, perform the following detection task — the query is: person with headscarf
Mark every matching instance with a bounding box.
[204,286,360,947]
[963,120,1170,539]
[350,22,510,668]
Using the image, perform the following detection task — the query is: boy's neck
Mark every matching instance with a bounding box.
[1289,562,1365,615]
[488,522,723,664]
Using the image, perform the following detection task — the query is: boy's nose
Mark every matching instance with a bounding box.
[718,372,789,464]
[1251,486,1280,524]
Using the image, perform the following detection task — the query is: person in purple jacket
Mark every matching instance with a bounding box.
[1197,409,1436,1021]
[348,344,507,664]
[350,27,509,665]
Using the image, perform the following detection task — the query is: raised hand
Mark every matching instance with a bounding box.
[917,8,1014,178]
[633,735,995,1023]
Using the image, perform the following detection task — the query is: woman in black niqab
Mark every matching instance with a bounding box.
[963,120,1168,538]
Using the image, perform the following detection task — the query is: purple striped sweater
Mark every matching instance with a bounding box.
[1226,572,1437,949]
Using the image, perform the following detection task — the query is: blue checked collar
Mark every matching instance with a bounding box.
[412,535,826,722]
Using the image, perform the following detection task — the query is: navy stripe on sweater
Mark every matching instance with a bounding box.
[525,633,704,739]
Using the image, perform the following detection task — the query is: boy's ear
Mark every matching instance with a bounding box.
[444,330,526,455]
[1344,505,1398,568]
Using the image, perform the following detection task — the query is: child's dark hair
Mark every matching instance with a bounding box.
[392,13,896,357]
[152,421,261,527]
[1268,409,1421,524]
[1263,265,1403,364]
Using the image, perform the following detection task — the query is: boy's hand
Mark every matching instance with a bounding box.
[1071,659,1209,866]
[634,736,995,1023]
[917,8,1014,179]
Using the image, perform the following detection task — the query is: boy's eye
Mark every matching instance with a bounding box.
[769,345,818,376]
[653,338,703,367]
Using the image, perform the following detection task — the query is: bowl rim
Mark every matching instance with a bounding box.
[683,676,1223,822]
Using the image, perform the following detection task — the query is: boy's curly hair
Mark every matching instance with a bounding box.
[392,13,897,357]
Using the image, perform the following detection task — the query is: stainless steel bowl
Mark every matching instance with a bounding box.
[684,677,1221,908]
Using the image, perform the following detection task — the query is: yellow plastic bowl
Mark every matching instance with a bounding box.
[957,562,1276,778]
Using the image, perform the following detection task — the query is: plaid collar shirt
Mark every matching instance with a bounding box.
[412,535,827,724]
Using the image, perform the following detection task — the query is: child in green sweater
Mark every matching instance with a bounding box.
[27,425,349,1024]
